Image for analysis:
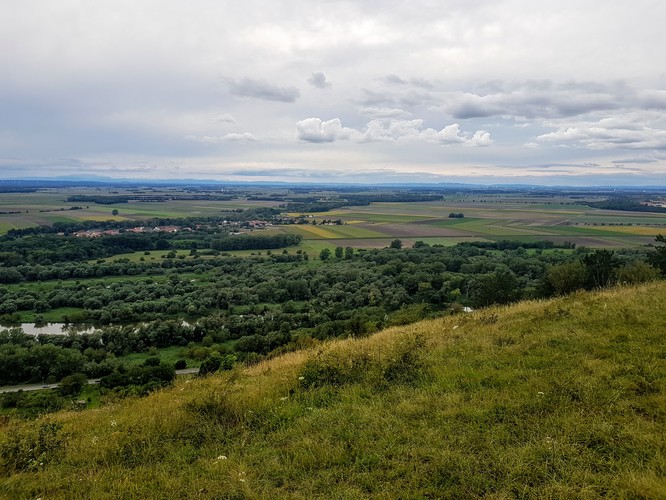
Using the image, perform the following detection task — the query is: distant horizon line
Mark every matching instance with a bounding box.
[0,175,665,191]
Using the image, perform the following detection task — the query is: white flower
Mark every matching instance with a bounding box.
[110,420,117,427]
[298,376,305,381]
[279,396,288,401]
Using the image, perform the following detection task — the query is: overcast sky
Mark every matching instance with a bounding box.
[2,1,666,185]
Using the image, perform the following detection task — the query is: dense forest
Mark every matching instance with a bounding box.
[583,195,666,213]
[1,233,664,392]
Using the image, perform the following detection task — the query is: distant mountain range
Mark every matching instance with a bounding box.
[0,175,664,192]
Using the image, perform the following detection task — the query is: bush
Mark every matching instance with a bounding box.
[59,373,88,396]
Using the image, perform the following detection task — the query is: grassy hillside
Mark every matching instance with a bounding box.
[1,282,665,498]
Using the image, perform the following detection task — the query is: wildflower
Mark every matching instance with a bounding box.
[110,420,117,427]
[217,455,227,460]
[279,396,288,401]
[91,436,99,445]
[298,376,304,381]
[537,391,545,396]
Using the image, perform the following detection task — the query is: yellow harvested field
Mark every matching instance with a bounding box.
[586,225,665,236]
[78,215,126,221]
[296,225,340,238]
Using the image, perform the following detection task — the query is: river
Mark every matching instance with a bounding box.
[1,322,98,336]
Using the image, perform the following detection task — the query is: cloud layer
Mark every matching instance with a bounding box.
[0,1,665,184]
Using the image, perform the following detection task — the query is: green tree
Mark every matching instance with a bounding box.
[390,239,403,249]
[199,353,221,376]
[58,373,88,396]
[319,248,331,261]
[582,250,618,289]
[615,260,660,284]
[648,234,666,274]
[335,246,344,259]
[470,268,519,307]
[547,260,587,295]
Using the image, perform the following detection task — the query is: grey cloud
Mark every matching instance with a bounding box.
[611,158,658,164]
[307,72,332,89]
[228,167,460,183]
[382,74,434,90]
[361,79,655,120]
[383,74,407,85]
[359,88,436,109]
[358,107,412,119]
[537,116,666,150]
[228,78,300,103]
[231,167,335,178]
[217,113,236,124]
[443,81,666,120]
[185,132,257,143]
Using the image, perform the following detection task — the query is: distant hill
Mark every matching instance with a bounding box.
[1,282,665,498]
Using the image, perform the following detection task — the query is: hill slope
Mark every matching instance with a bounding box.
[1,282,665,498]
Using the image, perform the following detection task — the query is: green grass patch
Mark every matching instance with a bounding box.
[116,346,198,369]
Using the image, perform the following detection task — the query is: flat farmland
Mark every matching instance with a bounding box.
[0,190,282,232]
[1,188,664,252]
[290,196,665,249]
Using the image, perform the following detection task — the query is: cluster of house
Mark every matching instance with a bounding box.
[73,226,183,238]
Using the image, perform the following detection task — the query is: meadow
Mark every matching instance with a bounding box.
[1,281,664,498]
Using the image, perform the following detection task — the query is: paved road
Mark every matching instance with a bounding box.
[0,367,200,394]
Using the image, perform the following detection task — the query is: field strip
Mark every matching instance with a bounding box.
[292,225,340,238]
[584,225,665,236]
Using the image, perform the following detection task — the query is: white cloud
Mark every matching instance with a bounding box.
[296,118,356,143]
[297,118,491,146]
